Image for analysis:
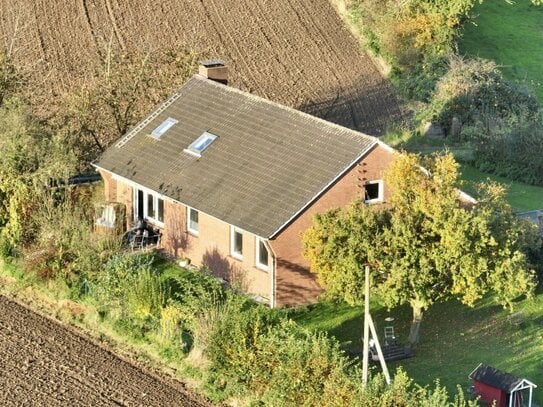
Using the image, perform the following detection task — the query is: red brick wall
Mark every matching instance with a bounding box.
[269,144,395,307]
[98,144,395,308]
[150,198,272,301]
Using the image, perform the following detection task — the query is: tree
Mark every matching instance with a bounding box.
[0,97,76,255]
[303,152,537,346]
[60,46,198,169]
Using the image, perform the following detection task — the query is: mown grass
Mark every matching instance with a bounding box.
[459,0,543,102]
[293,292,543,404]
[381,127,543,212]
[459,164,543,212]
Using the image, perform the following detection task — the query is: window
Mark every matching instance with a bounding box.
[147,193,155,219]
[230,227,243,259]
[157,198,164,223]
[134,189,164,225]
[184,131,217,157]
[188,207,199,235]
[256,238,269,271]
[364,180,384,204]
[151,117,178,139]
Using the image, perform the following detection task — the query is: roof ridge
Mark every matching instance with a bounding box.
[193,74,378,142]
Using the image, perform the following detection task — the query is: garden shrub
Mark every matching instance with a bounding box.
[423,56,539,136]
[203,295,280,393]
[92,252,156,314]
[123,268,167,329]
[467,110,543,185]
[200,293,478,406]
[163,265,226,312]
[159,303,185,344]
[347,0,478,100]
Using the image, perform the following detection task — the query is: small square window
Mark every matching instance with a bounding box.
[230,227,243,259]
[256,238,269,271]
[364,180,383,204]
[188,207,199,235]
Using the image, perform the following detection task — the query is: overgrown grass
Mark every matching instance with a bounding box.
[459,0,543,102]
[0,256,203,394]
[293,293,543,404]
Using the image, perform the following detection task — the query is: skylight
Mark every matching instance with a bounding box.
[184,131,218,157]
[151,117,178,139]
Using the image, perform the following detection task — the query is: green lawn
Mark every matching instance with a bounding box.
[459,0,543,102]
[459,164,543,212]
[293,293,543,403]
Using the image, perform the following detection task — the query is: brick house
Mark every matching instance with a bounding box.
[93,61,396,307]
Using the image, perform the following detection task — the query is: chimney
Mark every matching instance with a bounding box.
[198,59,228,85]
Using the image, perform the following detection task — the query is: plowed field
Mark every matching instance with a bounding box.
[0,295,214,407]
[0,0,404,135]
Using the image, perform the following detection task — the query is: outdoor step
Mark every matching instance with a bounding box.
[382,345,412,362]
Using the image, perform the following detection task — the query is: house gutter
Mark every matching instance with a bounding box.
[264,239,277,309]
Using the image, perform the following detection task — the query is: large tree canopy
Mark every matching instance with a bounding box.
[303,152,537,346]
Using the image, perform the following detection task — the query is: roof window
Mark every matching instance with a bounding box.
[151,117,178,139]
[184,131,217,157]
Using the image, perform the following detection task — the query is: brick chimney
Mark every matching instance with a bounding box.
[198,59,228,85]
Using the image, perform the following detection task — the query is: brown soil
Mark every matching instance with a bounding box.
[0,0,405,135]
[0,295,215,407]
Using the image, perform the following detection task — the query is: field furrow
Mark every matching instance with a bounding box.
[0,295,214,407]
[0,0,404,135]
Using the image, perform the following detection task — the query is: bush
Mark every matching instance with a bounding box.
[461,107,543,185]
[163,265,226,312]
[423,56,540,136]
[92,252,155,313]
[199,294,478,406]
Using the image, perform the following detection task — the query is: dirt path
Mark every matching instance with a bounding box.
[0,0,405,135]
[0,295,214,407]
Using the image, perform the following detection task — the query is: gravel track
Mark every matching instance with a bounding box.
[0,295,214,407]
[0,0,405,135]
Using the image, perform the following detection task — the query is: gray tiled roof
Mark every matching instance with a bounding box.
[95,75,377,237]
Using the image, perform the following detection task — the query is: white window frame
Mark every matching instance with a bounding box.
[184,131,218,157]
[364,180,384,204]
[151,117,178,139]
[255,237,270,271]
[230,226,244,260]
[134,188,165,226]
[187,207,199,235]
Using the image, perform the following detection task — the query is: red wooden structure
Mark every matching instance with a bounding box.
[469,363,537,407]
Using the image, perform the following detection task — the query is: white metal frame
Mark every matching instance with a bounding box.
[230,226,244,260]
[187,207,200,235]
[364,179,384,204]
[509,379,537,407]
[134,188,165,226]
[255,237,270,271]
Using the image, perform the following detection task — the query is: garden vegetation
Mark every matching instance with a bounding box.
[347,0,543,185]
[0,6,540,404]
[303,152,539,346]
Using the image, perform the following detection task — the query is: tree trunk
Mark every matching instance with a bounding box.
[407,304,424,348]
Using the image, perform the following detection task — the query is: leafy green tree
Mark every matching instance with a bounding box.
[303,152,537,346]
[0,97,76,255]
